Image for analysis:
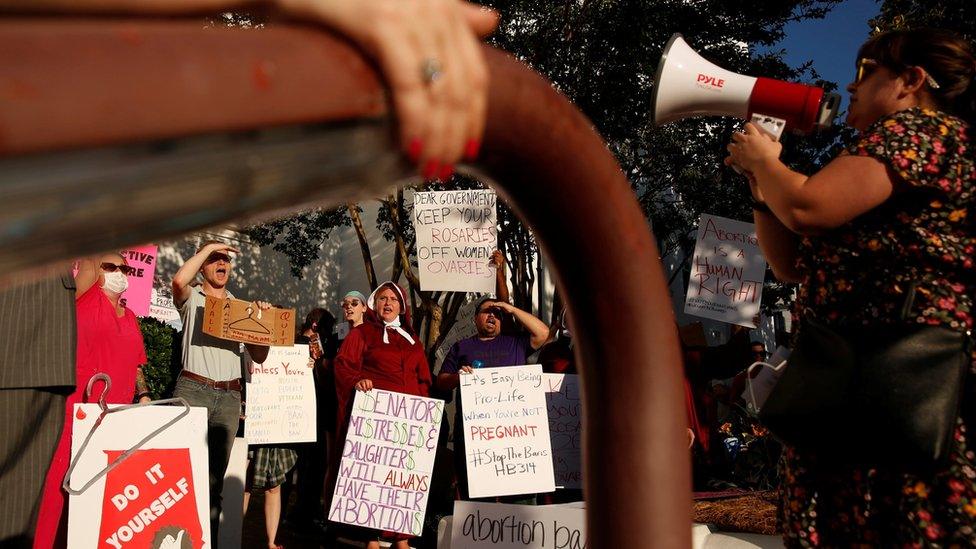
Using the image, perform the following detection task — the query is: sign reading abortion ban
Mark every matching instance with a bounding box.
[460,365,555,498]
[414,189,497,293]
[543,374,582,490]
[684,213,767,328]
[451,501,586,549]
[245,345,316,444]
[67,404,210,549]
[329,389,444,537]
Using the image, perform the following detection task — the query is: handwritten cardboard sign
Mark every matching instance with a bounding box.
[543,374,582,490]
[329,389,444,537]
[244,345,316,444]
[684,213,766,328]
[459,365,555,498]
[202,296,296,346]
[450,501,586,549]
[413,190,497,294]
[67,404,210,549]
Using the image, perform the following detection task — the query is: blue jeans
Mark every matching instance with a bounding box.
[174,376,241,547]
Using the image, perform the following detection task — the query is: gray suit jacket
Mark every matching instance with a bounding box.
[0,273,76,389]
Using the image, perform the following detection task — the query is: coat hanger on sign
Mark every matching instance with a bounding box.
[228,304,271,334]
[62,373,191,496]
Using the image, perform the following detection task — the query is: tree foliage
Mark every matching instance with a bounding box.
[245,0,860,335]
[482,0,849,312]
[871,0,976,41]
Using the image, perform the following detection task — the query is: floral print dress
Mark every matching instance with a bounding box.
[782,108,976,547]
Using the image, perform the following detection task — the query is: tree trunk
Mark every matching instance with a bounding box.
[348,203,377,291]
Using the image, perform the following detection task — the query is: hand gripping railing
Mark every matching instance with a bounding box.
[0,18,690,547]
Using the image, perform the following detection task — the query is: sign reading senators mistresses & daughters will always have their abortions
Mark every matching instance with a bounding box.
[329,389,444,537]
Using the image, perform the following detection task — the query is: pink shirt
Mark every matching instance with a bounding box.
[76,284,147,403]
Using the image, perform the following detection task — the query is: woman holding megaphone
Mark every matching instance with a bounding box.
[727,29,976,546]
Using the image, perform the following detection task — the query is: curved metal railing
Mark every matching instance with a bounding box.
[0,18,689,547]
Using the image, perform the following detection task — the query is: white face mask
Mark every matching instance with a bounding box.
[101,271,129,294]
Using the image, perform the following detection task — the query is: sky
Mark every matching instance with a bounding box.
[776,0,883,113]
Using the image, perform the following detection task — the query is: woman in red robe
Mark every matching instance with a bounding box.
[332,281,432,549]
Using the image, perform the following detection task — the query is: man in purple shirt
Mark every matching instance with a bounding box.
[436,297,549,500]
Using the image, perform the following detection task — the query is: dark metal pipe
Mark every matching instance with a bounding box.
[0,19,689,546]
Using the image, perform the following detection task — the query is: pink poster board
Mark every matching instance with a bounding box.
[119,245,157,317]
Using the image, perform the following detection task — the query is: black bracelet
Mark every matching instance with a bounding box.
[136,391,151,401]
[751,199,772,214]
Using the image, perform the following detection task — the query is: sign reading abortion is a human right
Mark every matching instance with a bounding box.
[684,213,766,328]
[413,189,497,293]
[460,365,555,498]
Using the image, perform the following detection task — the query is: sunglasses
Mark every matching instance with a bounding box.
[856,57,941,89]
[100,262,136,276]
[478,307,504,317]
[205,253,232,263]
[341,299,362,308]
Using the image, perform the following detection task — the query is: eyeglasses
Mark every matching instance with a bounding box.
[341,299,362,308]
[856,57,941,89]
[100,262,136,275]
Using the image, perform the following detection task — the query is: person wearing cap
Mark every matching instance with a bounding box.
[435,296,549,502]
[339,290,368,337]
[332,281,432,549]
[171,239,272,544]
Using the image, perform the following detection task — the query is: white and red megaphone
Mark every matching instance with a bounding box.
[651,33,840,138]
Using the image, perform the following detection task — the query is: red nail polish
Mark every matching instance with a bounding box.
[439,164,455,181]
[407,138,423,163]
[464,139,481,160]
[423,159,439,179]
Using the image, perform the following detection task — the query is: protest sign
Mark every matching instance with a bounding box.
[413,190,497,293]
[543,374,582,490]
[450,501,586,549]
[245,345,316,444]
[67,404,210,549]
[329,389,444,537]
[202,296,296,346]
[118,245,157,317]
[218,437,248,549]
[684,213,766,328]
[460,365,555,498]
[149,287,182,329]
[434,298,479,369]
[744,345,791,415]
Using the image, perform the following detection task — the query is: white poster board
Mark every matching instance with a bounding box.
[543,374,582,490]
[245,344,316,444]
[684,213,766,328]
[459,365,555,498]
[413,189,497,293]
[329,389,444,537]
[149,287,182,330]
[450,501,586,549]
[218,437,248,549]
[67,404,211,549]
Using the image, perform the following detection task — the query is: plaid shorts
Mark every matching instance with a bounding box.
[248,446,298,490]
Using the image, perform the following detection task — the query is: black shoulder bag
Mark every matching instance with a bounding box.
[759,313,971,469]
